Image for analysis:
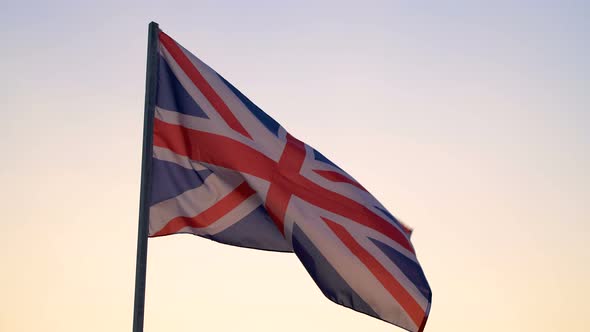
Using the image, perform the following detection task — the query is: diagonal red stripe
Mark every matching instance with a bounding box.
[159,31,253,139]
[151,181,256,237]
[313,169,367,191]
[322,217,427,329]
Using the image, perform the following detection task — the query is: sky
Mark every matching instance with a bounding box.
[1,1,589,331]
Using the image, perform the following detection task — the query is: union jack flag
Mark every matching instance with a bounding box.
[146,29,432,332]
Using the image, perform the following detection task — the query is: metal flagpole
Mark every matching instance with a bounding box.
[133,21,159,332]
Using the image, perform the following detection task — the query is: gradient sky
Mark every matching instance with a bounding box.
[1,1,588,331]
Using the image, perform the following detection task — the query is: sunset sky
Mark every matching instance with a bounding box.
[1,1,588,331]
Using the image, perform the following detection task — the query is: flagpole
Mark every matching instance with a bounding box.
[133,21,159,332]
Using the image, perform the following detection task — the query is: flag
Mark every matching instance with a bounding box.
[145,28,432,332]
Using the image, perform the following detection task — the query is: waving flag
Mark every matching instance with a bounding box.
[144,27,432,332]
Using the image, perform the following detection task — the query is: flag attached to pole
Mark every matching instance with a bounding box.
[143,26,432,332]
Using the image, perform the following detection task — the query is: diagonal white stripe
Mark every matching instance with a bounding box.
[180,194,261,236]
[148,165,244,235]
[178,46,274,138]
[289,196,417,332]
[158,44,227,126]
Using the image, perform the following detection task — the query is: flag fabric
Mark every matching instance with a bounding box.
[147,29,432,332]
